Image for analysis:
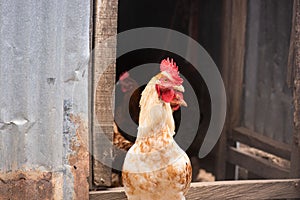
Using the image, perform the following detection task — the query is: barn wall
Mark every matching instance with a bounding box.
[243,0,294,144]
[0,0,90,199]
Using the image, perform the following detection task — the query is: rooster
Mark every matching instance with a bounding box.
[115,71,141,143]
[122,58,192,200]
[112,72,138,186]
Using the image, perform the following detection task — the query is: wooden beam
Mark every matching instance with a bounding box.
[227,147,290,179]
[232,127,291,160]
[88,0,94,190]
[89,179,300,200]
[215,0,247,180]
[90,187,127,200]
[287,0,297,87]
[92,0,118,187]
[291,0,300,178]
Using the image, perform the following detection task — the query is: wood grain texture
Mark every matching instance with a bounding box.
[232,127,291,160]
[90,179,300,200]
[215,0,247,180]
[287,0,297,88]
[220,0,247,137]
[92,0,118,187]
[228,147,290,179]
[291,0,300,178]
[90,187,127,200]
[243,0,294,144]
[243,0,260,132]
[89,0,94,189]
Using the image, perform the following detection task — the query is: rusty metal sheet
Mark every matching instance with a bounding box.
[0,0,90,199]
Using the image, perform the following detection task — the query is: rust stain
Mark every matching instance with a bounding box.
[166,165,178,180]
[0,170,55,200]
[122,171,134,195]
[68,114,89,200]
[182,162,192,194]
[136,130,173,154]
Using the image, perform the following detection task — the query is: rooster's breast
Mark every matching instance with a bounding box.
[122,132,192,199]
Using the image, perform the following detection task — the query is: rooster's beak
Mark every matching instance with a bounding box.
[180,99,187,107]
[173,85,187,107]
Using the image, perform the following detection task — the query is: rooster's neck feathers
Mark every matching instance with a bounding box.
[137,75,175,140]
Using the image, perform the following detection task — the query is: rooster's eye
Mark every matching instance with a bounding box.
[164,78,168,82]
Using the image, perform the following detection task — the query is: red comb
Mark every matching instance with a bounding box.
[119,71,129,81]
[160,58,183,85]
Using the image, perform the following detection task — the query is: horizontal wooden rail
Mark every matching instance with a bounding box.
[90,179,300,200]
[227,146,290,179]
[232,127,291,160]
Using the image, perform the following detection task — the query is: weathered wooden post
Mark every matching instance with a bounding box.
[291,0,300,178]
[92,0,118,188]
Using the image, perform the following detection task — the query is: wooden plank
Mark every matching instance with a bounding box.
[232,127,291,160]
[215,0,247,180]
[287,0,297,88]
[243,0,294,144]
[90,179,300,200]
[90,187,127,200]
[291,0,300,178]
[92,0,118,187]
[252,0,272,136]
[227,147,289,179]
[215,0,232,180]
[243,0,260,131]
[220,0,247,137]
[89,0,94,190]
[262,0,293,143]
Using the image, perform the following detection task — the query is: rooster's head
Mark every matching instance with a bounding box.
[155,58,187,111]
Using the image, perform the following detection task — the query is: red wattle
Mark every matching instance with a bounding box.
[161,89,175,103]
[171,104,180,111]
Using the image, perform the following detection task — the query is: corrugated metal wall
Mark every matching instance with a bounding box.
[243,0,294,144]
[0,0,90,198]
